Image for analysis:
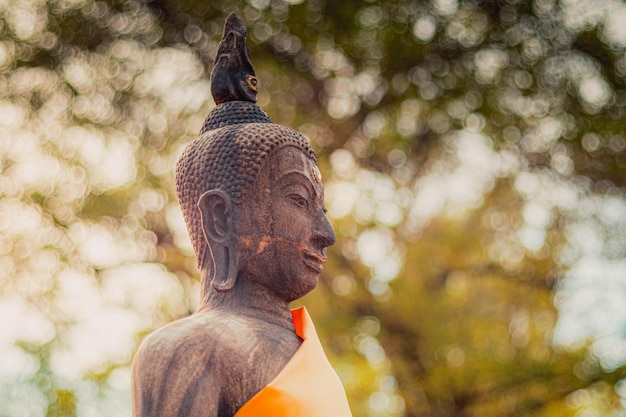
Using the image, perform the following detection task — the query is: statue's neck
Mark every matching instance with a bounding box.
[197,272,295,332]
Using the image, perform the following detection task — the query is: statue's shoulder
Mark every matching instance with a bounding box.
[135,310,257,367]
[131,309,303,416]
[132,311,255,416]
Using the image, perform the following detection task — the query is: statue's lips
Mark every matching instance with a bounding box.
[302,249,326,273]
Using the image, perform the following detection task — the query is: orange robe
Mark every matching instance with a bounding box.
[234,307,353,417]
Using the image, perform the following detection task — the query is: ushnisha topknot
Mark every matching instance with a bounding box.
[175,13,317,269]
[199,100,271,134]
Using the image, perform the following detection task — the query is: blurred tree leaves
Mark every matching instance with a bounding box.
[2,0,626,416]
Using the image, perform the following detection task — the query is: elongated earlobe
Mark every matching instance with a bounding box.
[198,190,239,292]
[212,246,238,292]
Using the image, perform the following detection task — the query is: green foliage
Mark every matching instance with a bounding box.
[46,390,76,417]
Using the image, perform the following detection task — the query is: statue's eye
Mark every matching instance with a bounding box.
[246,75,258,91]
[288,194,308,209]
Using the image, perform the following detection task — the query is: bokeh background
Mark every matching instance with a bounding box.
[2,0,626,415]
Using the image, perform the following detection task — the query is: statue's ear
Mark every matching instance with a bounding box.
[198,190,231,243]
[198,190,238,292]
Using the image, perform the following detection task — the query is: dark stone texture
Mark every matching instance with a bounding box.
[131,12,336,417]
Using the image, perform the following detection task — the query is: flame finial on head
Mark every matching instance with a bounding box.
[210,13,258,105]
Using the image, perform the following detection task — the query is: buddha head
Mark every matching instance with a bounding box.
[175,14,336,302]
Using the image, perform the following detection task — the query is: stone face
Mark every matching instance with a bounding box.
[175,122,318,275]
[131,13,337,417]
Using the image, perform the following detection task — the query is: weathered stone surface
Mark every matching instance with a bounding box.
[131,13,341,417]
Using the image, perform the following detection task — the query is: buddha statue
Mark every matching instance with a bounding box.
[131,13,353,417]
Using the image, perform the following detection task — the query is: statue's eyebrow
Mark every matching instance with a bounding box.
[276,171,321,198]
[277,171,313,189]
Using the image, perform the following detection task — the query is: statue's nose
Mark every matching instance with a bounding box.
[313,210,336,249]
